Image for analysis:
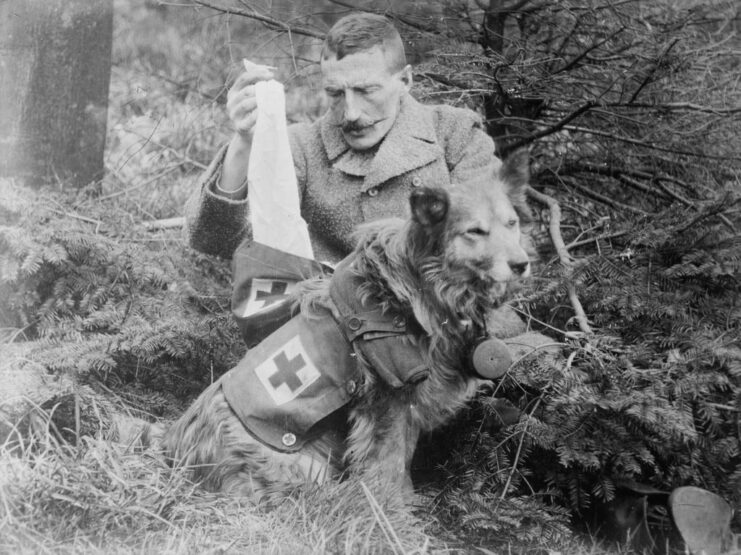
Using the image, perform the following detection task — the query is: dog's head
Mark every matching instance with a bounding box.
[409,151,532,300]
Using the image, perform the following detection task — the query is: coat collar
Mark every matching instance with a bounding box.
[320,94,442,191]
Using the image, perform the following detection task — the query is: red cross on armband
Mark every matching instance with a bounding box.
[243,278,299,316]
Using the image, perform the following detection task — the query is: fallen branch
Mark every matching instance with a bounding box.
[141,217,185,231]
[526,186,593,335]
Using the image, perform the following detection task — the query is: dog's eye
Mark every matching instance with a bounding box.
[506,219,519,229]
[466,227,489,236]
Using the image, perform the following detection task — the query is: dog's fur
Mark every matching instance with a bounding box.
[162,153,532,499]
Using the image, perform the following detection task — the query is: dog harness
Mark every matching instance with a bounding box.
[221,255,428,454]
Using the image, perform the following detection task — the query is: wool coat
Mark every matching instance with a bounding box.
[184,92,501,263]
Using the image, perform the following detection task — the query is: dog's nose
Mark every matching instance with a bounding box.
[508,260,529,276]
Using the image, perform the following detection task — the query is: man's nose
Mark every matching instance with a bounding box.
[343,90,361,122]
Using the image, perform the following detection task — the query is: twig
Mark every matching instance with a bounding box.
[562,124,741,162]
[97,164,183,202]
[326,0,440,34]
[619,102,741,115]
[617,174,665,198]
[507,101,597,152]
[553,26,626,75]
[126,130,208,171]
[563,178,652,216]
[500,397,541,500]
[48,209,103,233]
[191,0,325,39]
[566,230,629,250]
[628,38,679,104]
[526,186,593,335]
[141,217,185,231]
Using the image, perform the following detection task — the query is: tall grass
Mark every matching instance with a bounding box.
[0,399,435,554]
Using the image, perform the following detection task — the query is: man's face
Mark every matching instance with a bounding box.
[321,46,412,151]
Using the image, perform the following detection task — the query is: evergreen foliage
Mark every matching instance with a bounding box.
[425,199,740,542]
[0,181,243,415]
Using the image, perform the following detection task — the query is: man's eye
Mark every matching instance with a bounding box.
[466,227,489,236]
[326,89,343,98]
[506,219,518,229]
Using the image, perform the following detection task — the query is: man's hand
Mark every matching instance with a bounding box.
[226,61,275,141]
[219,61,275,197]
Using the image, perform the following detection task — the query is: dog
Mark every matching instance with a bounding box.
[162,153,532,499]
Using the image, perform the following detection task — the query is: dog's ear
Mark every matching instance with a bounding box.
[499,148,529,193]
[499,148,533,225]
[410,187,449,228]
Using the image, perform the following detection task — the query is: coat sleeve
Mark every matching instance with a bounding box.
[441,107,502,185]
[182,143,252,259]
[183,124,309,259]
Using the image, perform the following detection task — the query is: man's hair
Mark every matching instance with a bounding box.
[321,13,406,72]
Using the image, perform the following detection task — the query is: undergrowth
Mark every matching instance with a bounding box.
[425,199,741,544]
[0,411,433,554]
[0,181,241,416]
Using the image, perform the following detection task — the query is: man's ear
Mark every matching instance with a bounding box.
[399,64,413,93]
[410,187,449,228]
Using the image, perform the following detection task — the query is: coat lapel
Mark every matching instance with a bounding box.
[363,94,441,192]
[319,94,442,187]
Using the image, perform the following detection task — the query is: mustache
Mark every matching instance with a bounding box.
[336,117,388,133]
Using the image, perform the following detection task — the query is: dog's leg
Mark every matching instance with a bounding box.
[346,393,421,500]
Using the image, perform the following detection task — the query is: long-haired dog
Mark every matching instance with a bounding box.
[162,153,532,499]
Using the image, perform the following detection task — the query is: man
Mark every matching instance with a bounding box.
[184,12,503,265]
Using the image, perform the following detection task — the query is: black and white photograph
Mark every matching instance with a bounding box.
[1,1,739,553]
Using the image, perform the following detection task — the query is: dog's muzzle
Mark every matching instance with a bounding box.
[470,336,513,379]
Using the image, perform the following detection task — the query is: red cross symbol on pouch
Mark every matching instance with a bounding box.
[243,278,298,316]
[255,335,321,405]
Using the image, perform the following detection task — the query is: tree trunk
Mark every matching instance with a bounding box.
[481,0,546,156]
[0,0,113,188]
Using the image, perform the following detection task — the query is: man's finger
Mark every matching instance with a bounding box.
[227,84,255,107]
[234,111,258,135]
[230,96,258,121]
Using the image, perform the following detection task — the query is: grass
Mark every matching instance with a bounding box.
[0,405,434,554]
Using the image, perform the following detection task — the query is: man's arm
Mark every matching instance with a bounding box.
[183,126,310,259]
[182,65,275,258]
[219,134,251,199]
[182,143,252,259]
[443,107,502,185]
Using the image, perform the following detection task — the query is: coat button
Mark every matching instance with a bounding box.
[282,433,297,447]
[367,187,379,197]
[347,317,362,331]
[411,176,422,187]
